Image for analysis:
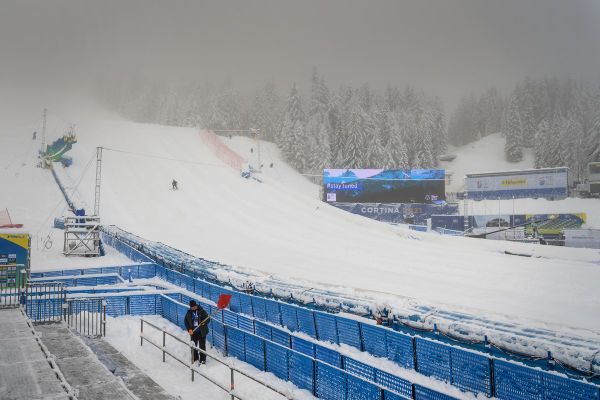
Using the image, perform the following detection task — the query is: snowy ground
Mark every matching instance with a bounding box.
[105,315,316,400]
[1,99,599,367]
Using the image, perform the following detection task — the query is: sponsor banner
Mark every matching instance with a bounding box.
[330,202,458,225]
[0,233,30,287]
[466,168,568,200]
[564,229,600,249]
[324,169,445,204]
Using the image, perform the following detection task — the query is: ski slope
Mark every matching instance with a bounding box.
[2,103,600,360]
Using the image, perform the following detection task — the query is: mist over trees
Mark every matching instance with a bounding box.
[100,68,447,176]
[447,77,600,181]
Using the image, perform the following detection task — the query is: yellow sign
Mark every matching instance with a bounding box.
[501,179,527,187]
[0,233,30,250]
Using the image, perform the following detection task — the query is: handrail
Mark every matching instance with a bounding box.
[140,318,295,400]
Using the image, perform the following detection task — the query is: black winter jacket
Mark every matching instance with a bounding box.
[184,306,210,338]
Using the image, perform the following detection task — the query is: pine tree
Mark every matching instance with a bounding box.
[504,96,524,162]
[342,93,368,168]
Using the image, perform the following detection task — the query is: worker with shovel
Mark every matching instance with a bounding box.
[185,295,232,365]
[185,300,210,365]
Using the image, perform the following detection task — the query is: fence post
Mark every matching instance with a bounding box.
[230,367,235,400]
[163,331,166,362]
[140,319,144,346]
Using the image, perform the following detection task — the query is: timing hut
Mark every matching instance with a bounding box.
[465,167,569,200]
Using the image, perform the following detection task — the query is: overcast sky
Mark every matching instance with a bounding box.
[1,0,599,107]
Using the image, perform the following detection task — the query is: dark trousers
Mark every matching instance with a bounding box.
[192,333,206,363]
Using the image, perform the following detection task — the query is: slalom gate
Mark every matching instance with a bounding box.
[30,251,600,400]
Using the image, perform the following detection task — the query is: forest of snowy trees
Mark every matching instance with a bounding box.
[101,68,447,176]
[449,77,600,181]
[101,71,600,182]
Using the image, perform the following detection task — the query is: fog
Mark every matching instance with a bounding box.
[1,0,600,106]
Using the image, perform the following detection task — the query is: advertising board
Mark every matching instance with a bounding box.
[324,169,445,204]
[465,168,568,200]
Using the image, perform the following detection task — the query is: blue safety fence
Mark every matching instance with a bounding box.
[56,244,592,400]
[30,264,156,280]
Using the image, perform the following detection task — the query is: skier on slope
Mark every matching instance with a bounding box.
[172,179,178,190]
[184,300,210,365]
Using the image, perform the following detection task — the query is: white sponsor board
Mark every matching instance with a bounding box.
[466,169,568,193]
[564,229,600,249]
[472,227,525,241]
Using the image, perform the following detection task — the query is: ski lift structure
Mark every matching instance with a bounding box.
[63,215,101,257]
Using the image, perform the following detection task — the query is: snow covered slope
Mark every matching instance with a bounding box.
[2,103,600,356]
[441,133,534,193]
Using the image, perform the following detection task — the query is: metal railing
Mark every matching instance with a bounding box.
[66,297,107,337]
[25,282,67,320]
[0,264,27,308]
[140,318,294,400]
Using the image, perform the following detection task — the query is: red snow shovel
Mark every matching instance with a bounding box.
[193,294,232,332]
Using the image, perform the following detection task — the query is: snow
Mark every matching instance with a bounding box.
[441,133,535,193]
[2,100,600,366]
[105,315,316,400]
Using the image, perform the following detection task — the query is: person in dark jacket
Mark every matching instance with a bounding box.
[184,300,210,364]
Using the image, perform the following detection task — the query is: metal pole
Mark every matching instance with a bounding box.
[230,367,235,400]
[41,108,47,154]
[140,319,144,346]
[94,147,103,217]
[162,331,166,362]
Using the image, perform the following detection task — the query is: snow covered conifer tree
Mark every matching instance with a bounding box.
[504,96,524,162]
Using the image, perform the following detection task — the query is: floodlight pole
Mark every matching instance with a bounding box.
[251,128,261,172]
[94,146,103,217]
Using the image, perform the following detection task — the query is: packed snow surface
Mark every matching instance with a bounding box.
[2,102,600,340]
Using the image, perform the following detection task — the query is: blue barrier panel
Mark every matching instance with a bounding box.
[83,268,102,275]
[239,293,254,317]
[450,347,491,396]
[97,276,119,285]
[494,359,543,400]
[344,357,375,381]
[209,284,222,303]
[347,374,380,400]
[222,309,238,328]
[138,264,156,279]
[383,390,412,400]
[386,331,414,369]
[336,317,362,350]
[166,270,178,286]
[122,265,139,280]
[543,372,600,400]
[237,315,255,333]
[244,333,265,371]
[105,296,128,316]
[200,281,211,300]
[265,342,289,381]
[414,385,458,400]
[280,303,299,332]
[316,345,343,368]
[254,321,272,340]
[102,266,121,275]
[314,312,339,344]
[155,266,167,280]
[265,300,282,325]
[296,307,317,338]
[176,303,188,330]
[76,277,98,286]
[228,291,242,313]
[375,369,413,399]
[212,321,227,355]
[226,327,246,361]
[292,337,316,357]
[289,351,315,393]
[415,338,452,383]
[129,295,158,315]
[251,297,267,321]
[361,323,388,358]
[180,274,194,292]
[271,326,291,348]
[161,296,177,324]
[317,362,347,400]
